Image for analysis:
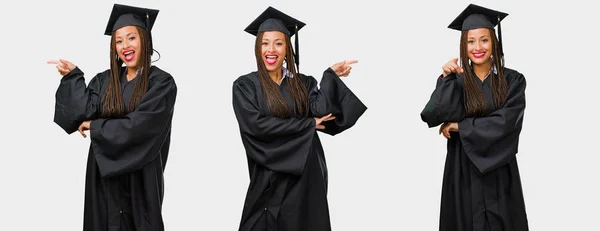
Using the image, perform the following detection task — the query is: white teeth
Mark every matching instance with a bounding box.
[124,51,133,55]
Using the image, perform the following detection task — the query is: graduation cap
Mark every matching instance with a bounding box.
[245,6,306,68]
[448,4,508,56]
[104,4,159,55]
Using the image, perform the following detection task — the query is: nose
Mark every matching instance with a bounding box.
[474,41,482,51]
[267,43,275,53]
[123,39,131,49]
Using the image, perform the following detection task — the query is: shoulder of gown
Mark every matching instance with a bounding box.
[234,71,260,86]
[90,69,111,84]
[502,67,525,84]
[297,73,318,87]
[148,66,175,84]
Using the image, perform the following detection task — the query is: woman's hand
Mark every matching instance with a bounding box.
[314,113,336,130]
[331,60,358,77]
[78,120,92,138]
[442,58,464,78]
[439,122,458,139]
[47,59,76,76]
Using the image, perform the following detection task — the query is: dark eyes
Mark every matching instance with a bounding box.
[468,39,489,44]
[262,42,284,46]
[116,36,136,44]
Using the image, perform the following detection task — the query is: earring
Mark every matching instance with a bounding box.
[116,55,120,61]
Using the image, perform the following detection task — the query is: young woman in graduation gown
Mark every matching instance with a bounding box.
[49,4,176,231]
[420,4,528,231]
[232,6,367,231]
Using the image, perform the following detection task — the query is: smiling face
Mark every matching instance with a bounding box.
[466,28,493,66]
[260,31,287,73]
[114,26,142,70]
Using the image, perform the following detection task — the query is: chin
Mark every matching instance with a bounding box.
[264,63,282,72]
[124,60,138,68]
[469,57,491,65]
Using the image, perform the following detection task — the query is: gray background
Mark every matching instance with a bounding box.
[1,0,598,230]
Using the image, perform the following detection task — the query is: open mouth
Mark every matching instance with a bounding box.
[123,50,135,62]
[264,55,278,65]
[472,52,486,58]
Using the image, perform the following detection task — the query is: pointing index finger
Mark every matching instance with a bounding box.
[345,60,358,65]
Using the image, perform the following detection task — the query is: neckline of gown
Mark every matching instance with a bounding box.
[121,67,143,83]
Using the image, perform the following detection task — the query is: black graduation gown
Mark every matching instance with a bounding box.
[232,68,367,231]
[421,67,528,231]
[54,66,177,231]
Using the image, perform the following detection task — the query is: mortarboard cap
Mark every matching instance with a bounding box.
[245,6,305,68]
[448,4,508,56]
[104,4,159,55]
[244,6,305,36]
[104,4,159,36]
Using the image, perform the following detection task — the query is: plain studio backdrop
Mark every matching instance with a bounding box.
[1,0,598,230]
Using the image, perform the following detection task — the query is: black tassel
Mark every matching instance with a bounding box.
[294,24,299,72]
[152,49,161,63]
[146,11,153,55]
[145,11,159,62]
[497,16,503,57]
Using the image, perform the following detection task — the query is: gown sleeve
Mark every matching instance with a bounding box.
[458,73,526,175]
[90,75,177,178]
[232,77,316,175]
[420,73,465,128]
[307,68,367,136]
[54,67,102,134]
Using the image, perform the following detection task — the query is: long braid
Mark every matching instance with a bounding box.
[488,28,508,109]
[128,26,150,112]
[283,35,308,117]
[102,34,125,117]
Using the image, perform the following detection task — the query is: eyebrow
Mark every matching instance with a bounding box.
[262,38,284,42]
[116,32,137,39]
[467,35,490,39]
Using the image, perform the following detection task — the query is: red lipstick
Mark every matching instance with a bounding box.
[122,50,135,62]
[472,52,485,58]
[264,54,278,65]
